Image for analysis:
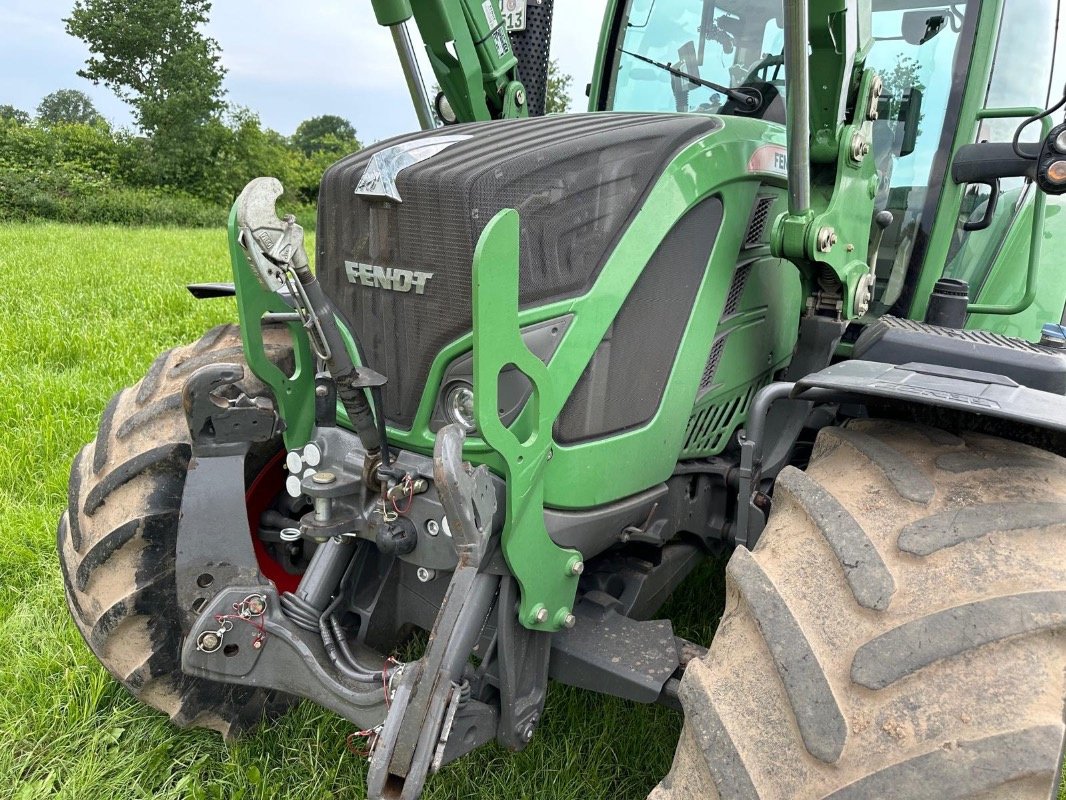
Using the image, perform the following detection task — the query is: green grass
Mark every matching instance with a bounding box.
[0,223,727,800]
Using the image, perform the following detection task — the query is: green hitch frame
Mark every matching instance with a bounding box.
[471,209,582,631]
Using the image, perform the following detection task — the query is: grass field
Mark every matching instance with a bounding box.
[0,223,727,800]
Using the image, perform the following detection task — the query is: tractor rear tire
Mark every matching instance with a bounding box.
[652,419,1066,799]
[57,324,295,737]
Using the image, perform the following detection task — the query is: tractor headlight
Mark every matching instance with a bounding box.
[444,382,476,432]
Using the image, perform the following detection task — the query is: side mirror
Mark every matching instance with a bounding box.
[875,87,923,157]
[901,10,948,45]
[898,87,923,157]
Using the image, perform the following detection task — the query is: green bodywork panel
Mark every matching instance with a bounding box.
[391,119,793,624]
[382,118,793,505]
[682,248,801,458]
[229,117,797,628]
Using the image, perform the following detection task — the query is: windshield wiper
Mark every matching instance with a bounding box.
[618,48,762,111]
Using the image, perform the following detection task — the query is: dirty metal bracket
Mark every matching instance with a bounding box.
[495,575,550,749]
[549,591,680,703]
[471,209,582,631]
[366,425,501,800]
[181,585,389,729]
[175,364,280,626]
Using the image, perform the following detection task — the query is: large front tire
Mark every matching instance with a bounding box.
[58,324,294,737]
[653,420,1066,799]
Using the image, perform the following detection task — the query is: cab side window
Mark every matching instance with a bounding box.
[942,0,1060,287]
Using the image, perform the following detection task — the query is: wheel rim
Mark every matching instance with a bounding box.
[245,450,302,594]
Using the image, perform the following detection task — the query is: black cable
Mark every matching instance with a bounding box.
[1012,84,1066,159]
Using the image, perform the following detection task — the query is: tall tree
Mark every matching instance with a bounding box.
[65,0,226,189]
[544,59,573,115]
[37,89,102,126]
[291,115,360,156]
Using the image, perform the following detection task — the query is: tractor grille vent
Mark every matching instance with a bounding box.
[699,335,729,392]
[723,261,754,317]
[680,377,769,458]
[744,195,775,247]
[554,196,723,443]
[316,113,721,428]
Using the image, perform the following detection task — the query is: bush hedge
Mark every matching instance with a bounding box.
[0,115,334,228]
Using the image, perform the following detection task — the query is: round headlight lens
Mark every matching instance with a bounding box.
[445,383,476,431]
[435,92,457,125]
[1047,159,1066,185]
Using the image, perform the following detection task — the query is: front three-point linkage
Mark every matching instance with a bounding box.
[367,425,502,800]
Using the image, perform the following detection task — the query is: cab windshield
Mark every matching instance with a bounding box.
[611,0,787,121]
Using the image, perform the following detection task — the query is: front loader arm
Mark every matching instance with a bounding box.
[371,0,528,124]
[773,0,881,320]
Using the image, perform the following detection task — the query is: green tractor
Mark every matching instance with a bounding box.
[59,0,1066,797]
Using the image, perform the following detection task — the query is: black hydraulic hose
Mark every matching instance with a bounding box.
[279,592,321,632]
[292,263,382,454]
[329,614,383,680]
[319,594,383,684]
[309,548,385,684]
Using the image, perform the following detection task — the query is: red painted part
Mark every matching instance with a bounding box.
[245,450,302,594]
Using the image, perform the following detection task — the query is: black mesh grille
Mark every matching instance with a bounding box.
[508,0,554,117]
[699,335,728,392]
[553,196,724,443]
[744,195,774,247]
[723,261,753,317]
[317,113,722,428]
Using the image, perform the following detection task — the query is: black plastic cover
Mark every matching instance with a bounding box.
[854,316,1066,394]
[317,113,721,427]
[795,360,1066,433]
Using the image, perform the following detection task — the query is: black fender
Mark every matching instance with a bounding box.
[736,359,1066,547]
[793,359,1066,433]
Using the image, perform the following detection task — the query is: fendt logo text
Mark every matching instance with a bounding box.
[344,261,434,295]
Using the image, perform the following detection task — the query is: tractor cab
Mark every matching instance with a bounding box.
[596,0,1066,339]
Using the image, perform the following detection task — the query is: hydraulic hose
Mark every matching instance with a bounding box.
[319,588,383,683]
[291,262,382,454]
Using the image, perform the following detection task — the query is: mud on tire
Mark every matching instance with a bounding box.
[57,324,294,737]
[652,420,1066,799]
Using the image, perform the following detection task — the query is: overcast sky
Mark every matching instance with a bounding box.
[0,1,608,143]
